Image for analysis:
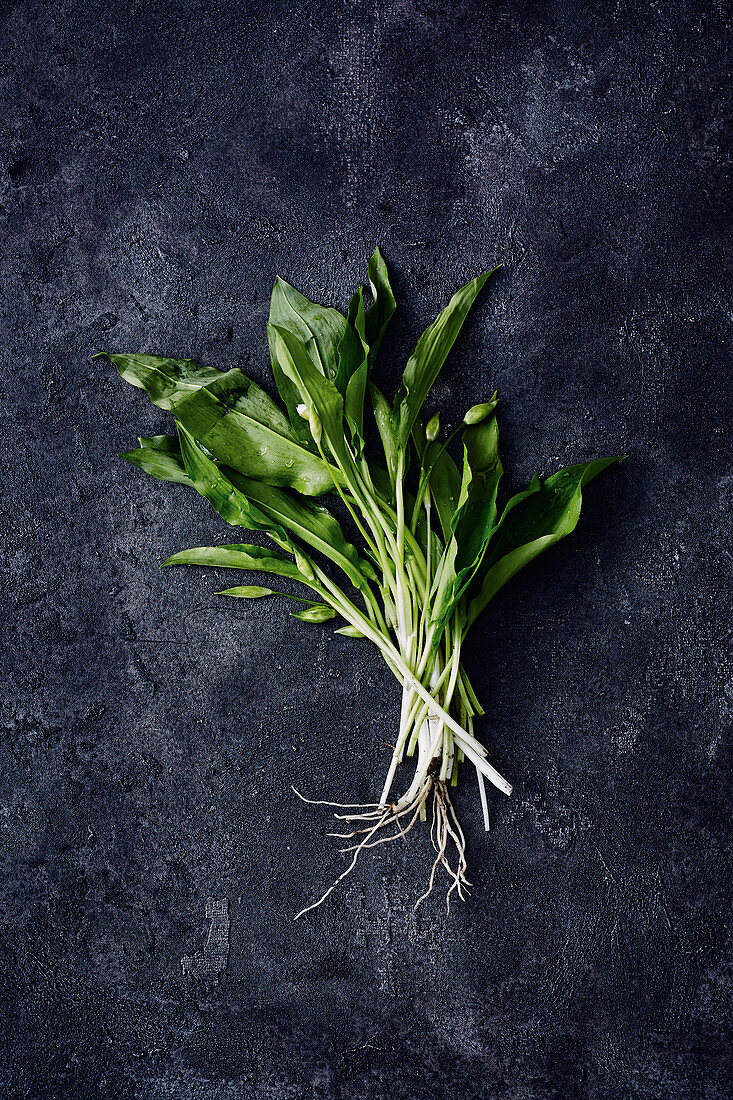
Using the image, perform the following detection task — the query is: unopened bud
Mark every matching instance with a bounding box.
[359,559,378,582]
[463,396,498,426]
[294,549,316,581]
[308,408,322,445]
[296,401,322,445]
[425,412,441,443]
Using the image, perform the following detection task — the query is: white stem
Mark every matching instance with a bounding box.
[455,736,510,795]
[398,716,444,808]
[476,768,490,831]
[396,663,511,794]
[312,559,512,798]
[379,680,413,807]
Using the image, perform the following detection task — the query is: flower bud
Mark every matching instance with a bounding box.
[359,559,379,582]
[296,401,322,444]
[425,412,441,443]
[308,408,323,445]
[294,549,316,581]
[463,396,498,426]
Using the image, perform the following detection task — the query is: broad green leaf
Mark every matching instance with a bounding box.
[466,457,621,626]
[167,367,295,438]
[369,382,400,489]
[104,355,294,437]
[339,291,370,449]
[172,366,296,439]
[291,604,337,623]
[268,324,353,475]
[226,470,370,593]
[426,413,504,640]
[411,417,461,543]
[269,277,348,382]
[427,447,474,636]
[139,434,185,452]
[98,353,222,411]
[106,349,333,495]
[428,448,463,543]
[345,361,369,451]
[121,434,192,485]
[173,370,336,496]
[453,413,503,573]
[492,474,542,532]
[161,543,313,586]
[121,425,368,594]
[268,276,347,432]
[363,246,396,363]
[393,266,499,447]
[177,424,289,540]
[336,288,368,394]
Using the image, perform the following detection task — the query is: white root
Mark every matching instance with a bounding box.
[291,786,380,809]
[293,670,507,919]
[294,775,471,919]
[414,782,471,912]
[293,811,392,921]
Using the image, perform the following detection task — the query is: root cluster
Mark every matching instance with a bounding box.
[293,774,471,920]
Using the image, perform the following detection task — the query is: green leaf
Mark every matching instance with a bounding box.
[363,246,396,363]
[393,266,499,448]
[161,543,312,586]
[267,276,347,432]
[177,423,289,540]
[345,361,369,452]
[466,457,622,626]
[291,604,338,623]
[341,292,370,449]
[411,417,462,543]
[98,353,223,411]
[226,470,371,593]
[121,423,369,595]
[427,446,474,637]
[492,473,542,532]
[121,434,192,485]
[138,434,185,452]
[426,412,505,640]
[173,369,336,496]
[268,324,353,475]
[428,449,463,543]
[174,367,295,438]
[452,413,503,573]
[106,348,334,496]
[369,382,401,490]
[336,288,367,393]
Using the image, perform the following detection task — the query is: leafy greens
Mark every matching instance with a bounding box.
[102,248,621,916]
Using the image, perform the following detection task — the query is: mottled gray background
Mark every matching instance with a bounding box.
[1,1,731,1097]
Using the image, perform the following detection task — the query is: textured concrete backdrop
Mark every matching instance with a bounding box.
[1,1,731,1097]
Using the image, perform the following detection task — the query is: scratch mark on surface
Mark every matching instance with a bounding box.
[181,898,230,987]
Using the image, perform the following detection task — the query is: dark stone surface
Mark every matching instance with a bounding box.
[1,1,731,1097]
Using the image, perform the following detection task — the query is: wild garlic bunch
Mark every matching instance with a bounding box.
[102,249,618,916]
